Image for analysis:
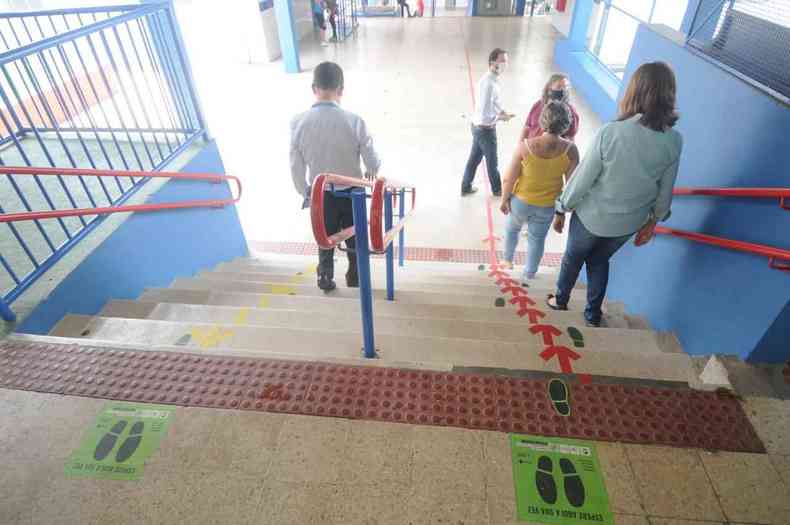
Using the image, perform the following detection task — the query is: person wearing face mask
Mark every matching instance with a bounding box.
[461,48,516,197]
[290,62,382,292]
[519,73,580,143]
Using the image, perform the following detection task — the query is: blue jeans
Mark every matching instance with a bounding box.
[555,213,631,324]
[462,125,502,194]
[503,197,554,280]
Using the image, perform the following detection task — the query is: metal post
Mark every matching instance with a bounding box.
[350,189,376,358]
[0,299,16,323]
[384,189,394,301]
[398,188,405,267]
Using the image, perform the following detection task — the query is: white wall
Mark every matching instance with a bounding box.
[263,0,316,62]
[550,0,575,37]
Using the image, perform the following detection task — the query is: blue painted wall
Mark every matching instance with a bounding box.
[17,140,248,335]
[604,25,790,363]
[553,0,619,121]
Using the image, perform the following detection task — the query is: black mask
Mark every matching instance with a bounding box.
[548,89,566,101]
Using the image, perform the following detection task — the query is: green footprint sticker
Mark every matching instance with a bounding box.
[567,327,585,348]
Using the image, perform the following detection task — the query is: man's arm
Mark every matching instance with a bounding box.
[356,117,381,177]
[290,118,308,196]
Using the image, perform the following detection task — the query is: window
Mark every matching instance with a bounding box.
[587,0,690,78]
[687,0,790,101]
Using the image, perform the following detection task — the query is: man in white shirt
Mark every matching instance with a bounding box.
[461,48,515,197]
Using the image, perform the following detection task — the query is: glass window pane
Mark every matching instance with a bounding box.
[611,0,653,20]
[651,0,689,30]
[598,7,641,76]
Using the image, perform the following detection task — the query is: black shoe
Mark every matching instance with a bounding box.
[346,271,359,288]
[461,186,478,196]
[546,294,568,311]
[492,190,502,197]
[585,318,601,328]
[318,274,336,292]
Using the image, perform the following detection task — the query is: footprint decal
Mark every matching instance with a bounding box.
[94,420,127,461]
[535,456,558,504]
[567,327,585,348]
[478,265,485,271]
[115,421,144,463]
[494,297,506,307]
[174,334,191,346]
[559,458,586,508]
[548,378,571,417]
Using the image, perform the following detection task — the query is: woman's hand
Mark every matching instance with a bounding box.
[553,213,565,233]
[500,198,511,215]
[634,219,657,247]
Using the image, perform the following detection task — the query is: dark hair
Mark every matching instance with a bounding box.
[541,73,570,105]
[313,61,344,91]
[618,61,678,131]
[539,101,572,136]
[488,48,506,64]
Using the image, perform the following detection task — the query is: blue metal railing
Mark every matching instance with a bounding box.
[0,2,207,321]
[311,174,415,359]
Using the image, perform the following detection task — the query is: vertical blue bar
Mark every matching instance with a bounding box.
[351,189,376,358]
[0,298,16,323]
[273,0,301,73]
[384,189,394,301]
[398,189,405,267]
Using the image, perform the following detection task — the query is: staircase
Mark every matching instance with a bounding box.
[40,252,695,385]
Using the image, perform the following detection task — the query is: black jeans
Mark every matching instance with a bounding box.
[398,0,412,16]
[319,190,357,279]
[462,125,502,193]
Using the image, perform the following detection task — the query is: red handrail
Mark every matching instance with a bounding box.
[369,180,416,254]
[673,187,790,210]
[310,173,416,251]
[309,173,375,249]
[0,166,242,223]
[654,226,790,271]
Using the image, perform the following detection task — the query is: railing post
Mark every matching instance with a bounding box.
[384,189,394,301]
[0,298,16,323]
[351,188,377,358]
[398,188,406,267]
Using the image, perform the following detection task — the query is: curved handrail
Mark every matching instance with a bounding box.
[654,225,790,271]
[0,166,242,223]
[369,181,416,254]
[673,187,790,210]
[310,173,374,250]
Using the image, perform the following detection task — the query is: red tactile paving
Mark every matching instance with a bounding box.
[0,341,765,453]
[253,241,563,267]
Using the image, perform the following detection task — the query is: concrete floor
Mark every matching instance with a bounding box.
[174,10,601,254]
[3,8,790,525]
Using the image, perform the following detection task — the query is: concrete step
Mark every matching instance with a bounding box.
[235,255,562,279]
[51,315,693,382]
[137,289,633,329]
[99,300,644,344]
[214,261,571,290]
[198,269,558,297]
[169,275,594,311]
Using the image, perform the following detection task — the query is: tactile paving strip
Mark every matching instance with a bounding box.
[252,241,563,267]
[0,340,765,453]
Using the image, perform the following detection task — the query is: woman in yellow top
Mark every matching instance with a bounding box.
[500,101,579,281]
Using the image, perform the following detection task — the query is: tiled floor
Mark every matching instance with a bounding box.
[2,5,790,525]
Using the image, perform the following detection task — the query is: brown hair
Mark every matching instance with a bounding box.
[488,48,506,64]
[539,101,572,136]
[541,73,570,104]
[618,62,679,131]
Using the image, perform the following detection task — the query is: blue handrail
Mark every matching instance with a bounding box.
[0,2,208,322]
